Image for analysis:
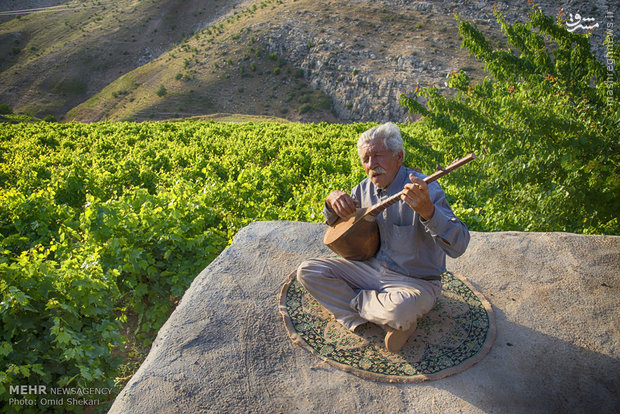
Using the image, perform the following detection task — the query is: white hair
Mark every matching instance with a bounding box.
[357,122,404,157]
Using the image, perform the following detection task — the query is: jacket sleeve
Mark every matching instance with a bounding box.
[420,184,470,258]
[322,202,339,225]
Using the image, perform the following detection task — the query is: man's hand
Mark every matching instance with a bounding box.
[326,190,358,220]
[401,174,435,220]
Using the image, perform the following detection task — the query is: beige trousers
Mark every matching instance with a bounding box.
[297,257,441,332]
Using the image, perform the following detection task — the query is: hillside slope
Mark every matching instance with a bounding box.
[65,0,486,122]
[0,0,610,123]
[0,0,248,118]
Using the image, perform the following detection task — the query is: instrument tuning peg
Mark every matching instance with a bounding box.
[436,164,445,171]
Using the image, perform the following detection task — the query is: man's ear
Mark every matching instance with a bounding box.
[397,150,404,163]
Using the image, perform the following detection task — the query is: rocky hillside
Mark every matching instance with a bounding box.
[260,0,612,123]
[0,0,611,123]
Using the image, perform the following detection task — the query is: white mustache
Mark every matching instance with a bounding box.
[369,167,386,177]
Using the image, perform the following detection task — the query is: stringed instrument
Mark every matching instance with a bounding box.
[323,153,477,260]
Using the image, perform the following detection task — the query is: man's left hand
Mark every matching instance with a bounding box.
[401,174,435,220]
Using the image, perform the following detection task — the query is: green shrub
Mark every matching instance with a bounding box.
[52,79,87,96]
[401,7,619,234]
[156,85,167,97]
[0,104,13,115]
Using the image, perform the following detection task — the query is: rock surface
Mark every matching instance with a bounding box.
[110,221,620,413]
[261,0,611,123]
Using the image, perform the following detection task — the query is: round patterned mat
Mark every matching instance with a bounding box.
[279,271,495,383]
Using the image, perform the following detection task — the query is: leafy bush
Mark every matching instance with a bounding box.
[156,85,167,97]
[52,79,87,96]
[401,7,619,234]
[0,104,13,115]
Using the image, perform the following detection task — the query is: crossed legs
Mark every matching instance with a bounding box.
[296,257,441,350]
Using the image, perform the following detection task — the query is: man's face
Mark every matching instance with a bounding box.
[359,139,403,189]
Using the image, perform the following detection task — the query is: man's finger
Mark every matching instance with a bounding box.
[335,198,355,218]
[338,196,354,210]
[409,174,426,189]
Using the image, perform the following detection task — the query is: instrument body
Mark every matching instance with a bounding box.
[323,208,379,260]
[323,154,476,260]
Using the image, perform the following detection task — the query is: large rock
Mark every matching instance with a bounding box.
[110,221,620,413]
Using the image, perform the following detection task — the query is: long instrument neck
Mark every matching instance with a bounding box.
[367,153,476,217]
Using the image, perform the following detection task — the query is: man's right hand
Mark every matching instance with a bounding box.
[326,190,358,220]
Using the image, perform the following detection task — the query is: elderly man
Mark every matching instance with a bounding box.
[297,122,470,352]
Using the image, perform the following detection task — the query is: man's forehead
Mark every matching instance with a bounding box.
[359,139,388,155]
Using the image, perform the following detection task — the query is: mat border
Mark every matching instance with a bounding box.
[279,270,496,383]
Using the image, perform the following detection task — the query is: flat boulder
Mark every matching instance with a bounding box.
[110,221,619,413]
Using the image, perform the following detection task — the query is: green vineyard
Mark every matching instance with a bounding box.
[1,116,617,410]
